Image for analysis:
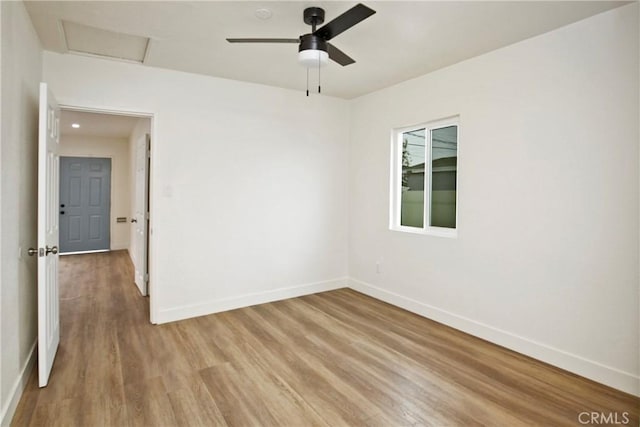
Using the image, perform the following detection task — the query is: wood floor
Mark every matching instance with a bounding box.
[12,251,639,426]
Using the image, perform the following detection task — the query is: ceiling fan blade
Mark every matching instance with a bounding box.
[313,3,375,41]
[226,38,299,43]
[327,43,355,66]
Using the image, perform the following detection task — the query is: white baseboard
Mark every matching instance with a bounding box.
[348,278,640,397]
[156,277,348,324]
[0,341,36,427]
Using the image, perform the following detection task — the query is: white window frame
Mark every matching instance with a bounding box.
[389,116,459,238]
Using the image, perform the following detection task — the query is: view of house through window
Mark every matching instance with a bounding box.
[400,128,426,228]
[393,118,458,234]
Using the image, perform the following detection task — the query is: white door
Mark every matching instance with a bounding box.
[133,133,150,295]
[37,82,61,387]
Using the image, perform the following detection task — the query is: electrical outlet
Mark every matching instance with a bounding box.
[376,259,382,274]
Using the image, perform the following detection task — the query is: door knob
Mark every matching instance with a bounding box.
[28,248,39,256]
[45,246,58,255]
[131,218,137,223]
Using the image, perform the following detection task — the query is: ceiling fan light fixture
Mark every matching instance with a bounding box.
[298,49,328,67]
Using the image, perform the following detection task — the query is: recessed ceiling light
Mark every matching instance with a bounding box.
[255,8,272,20]
[71,123,80,128]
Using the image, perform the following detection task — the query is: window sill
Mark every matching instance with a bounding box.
[390,225,458,239]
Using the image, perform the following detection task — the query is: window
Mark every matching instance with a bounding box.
[390,117,459,236]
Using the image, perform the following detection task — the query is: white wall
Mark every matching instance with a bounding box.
[0,1,42,425]
[59,134,131,250]
[43,52,351,323]
[348,3,639,396]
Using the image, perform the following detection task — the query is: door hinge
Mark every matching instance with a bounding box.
[145,212,150,220]
[144,273,149,283]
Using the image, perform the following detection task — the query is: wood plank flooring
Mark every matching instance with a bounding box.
[12,250,639,426]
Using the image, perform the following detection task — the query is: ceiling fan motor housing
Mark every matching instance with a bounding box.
[299,34,327,53]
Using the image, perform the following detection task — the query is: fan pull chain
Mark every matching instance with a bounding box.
[306,67,309,97]
[318,53,321,94]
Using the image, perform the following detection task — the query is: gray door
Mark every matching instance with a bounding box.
[59,157,111,253]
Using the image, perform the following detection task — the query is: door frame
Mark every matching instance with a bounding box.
[59,104,157,324]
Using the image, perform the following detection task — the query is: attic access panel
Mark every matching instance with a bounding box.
[62,20,149,62]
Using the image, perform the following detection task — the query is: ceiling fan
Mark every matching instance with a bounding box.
[226,3,376,68]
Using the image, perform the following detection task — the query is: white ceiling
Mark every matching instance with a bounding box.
[25,1,628,99]
[60,110,140,138]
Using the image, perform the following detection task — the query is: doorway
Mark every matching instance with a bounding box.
[58,108,153,300]
[59,156,112,254]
